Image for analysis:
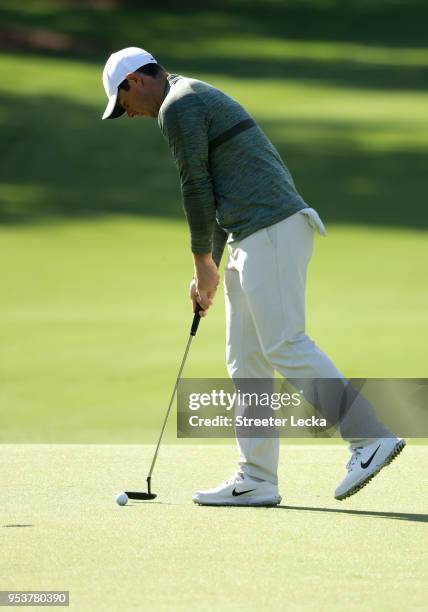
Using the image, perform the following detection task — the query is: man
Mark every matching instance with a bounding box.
[102,47,404,506]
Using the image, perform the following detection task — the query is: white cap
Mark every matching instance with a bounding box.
[102,46,157,120]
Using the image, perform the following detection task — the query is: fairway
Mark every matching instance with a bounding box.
[1,443,427,611]
[1,4,427,447]
[1,1,427,609]
[1,218,427,443]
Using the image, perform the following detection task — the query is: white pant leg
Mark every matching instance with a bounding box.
[227,210,390,449]
[224,259,279,484]
[228,210,343,379]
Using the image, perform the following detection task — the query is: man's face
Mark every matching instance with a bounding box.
[117,73,159,118]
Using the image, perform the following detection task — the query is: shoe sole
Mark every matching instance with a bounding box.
[335,439,406,501]
[193,496,282,507]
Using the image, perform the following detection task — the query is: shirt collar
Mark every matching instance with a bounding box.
[162,75,171,102]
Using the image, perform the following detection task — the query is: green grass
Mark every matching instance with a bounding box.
[0,50,427,226]
[0,41,427,442]
[0,4,427,609]
[0,9,426,426]
[1,443,427,611]
[0,217,427,442]
[0,218,428,442]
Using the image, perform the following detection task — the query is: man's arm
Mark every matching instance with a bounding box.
[160,95,220,311]
[160,95,216,253]
[189,223,227,315]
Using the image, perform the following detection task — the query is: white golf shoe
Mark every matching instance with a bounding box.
[335,437,405,500]
[193,472,281,507]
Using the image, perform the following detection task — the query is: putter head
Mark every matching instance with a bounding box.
[125,491,157,501]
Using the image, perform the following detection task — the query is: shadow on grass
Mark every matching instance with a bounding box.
[279,505,428,524]
[0,90,427,228]
[163,56,428,93]
[2,1,428,49]
[0,1,427,92]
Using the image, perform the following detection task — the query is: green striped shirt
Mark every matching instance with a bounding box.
[158,74,308,264]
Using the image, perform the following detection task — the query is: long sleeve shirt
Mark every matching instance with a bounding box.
[158,74,308,265]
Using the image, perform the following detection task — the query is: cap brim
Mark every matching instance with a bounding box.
[102,92,125,120]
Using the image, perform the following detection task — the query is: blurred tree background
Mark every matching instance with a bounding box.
[0,0,427,441]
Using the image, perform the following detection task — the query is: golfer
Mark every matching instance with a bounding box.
[101,47,404,506]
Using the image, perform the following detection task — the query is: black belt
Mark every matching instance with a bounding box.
[208,118,256,154]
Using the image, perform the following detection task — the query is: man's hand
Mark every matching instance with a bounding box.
[191,253,220,317]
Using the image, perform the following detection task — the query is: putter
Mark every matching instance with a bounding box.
[125,304,203,501]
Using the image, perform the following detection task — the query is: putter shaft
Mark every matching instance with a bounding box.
[147,333,194,479]
[124,307,202,500]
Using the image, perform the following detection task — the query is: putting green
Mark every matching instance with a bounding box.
[1,443,427,611]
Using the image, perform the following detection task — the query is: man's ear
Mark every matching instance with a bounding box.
[126,72,143,86]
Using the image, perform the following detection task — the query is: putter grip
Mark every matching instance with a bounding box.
[190,303,203,336]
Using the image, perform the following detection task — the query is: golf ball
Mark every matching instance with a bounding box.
[115,492,128,506]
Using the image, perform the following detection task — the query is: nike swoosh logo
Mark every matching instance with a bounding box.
[361,445,381,469]
[232,487,256,497]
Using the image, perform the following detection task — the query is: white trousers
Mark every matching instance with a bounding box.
[224,209,388,484]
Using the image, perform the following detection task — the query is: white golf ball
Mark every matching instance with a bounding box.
[116,492,128,506]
